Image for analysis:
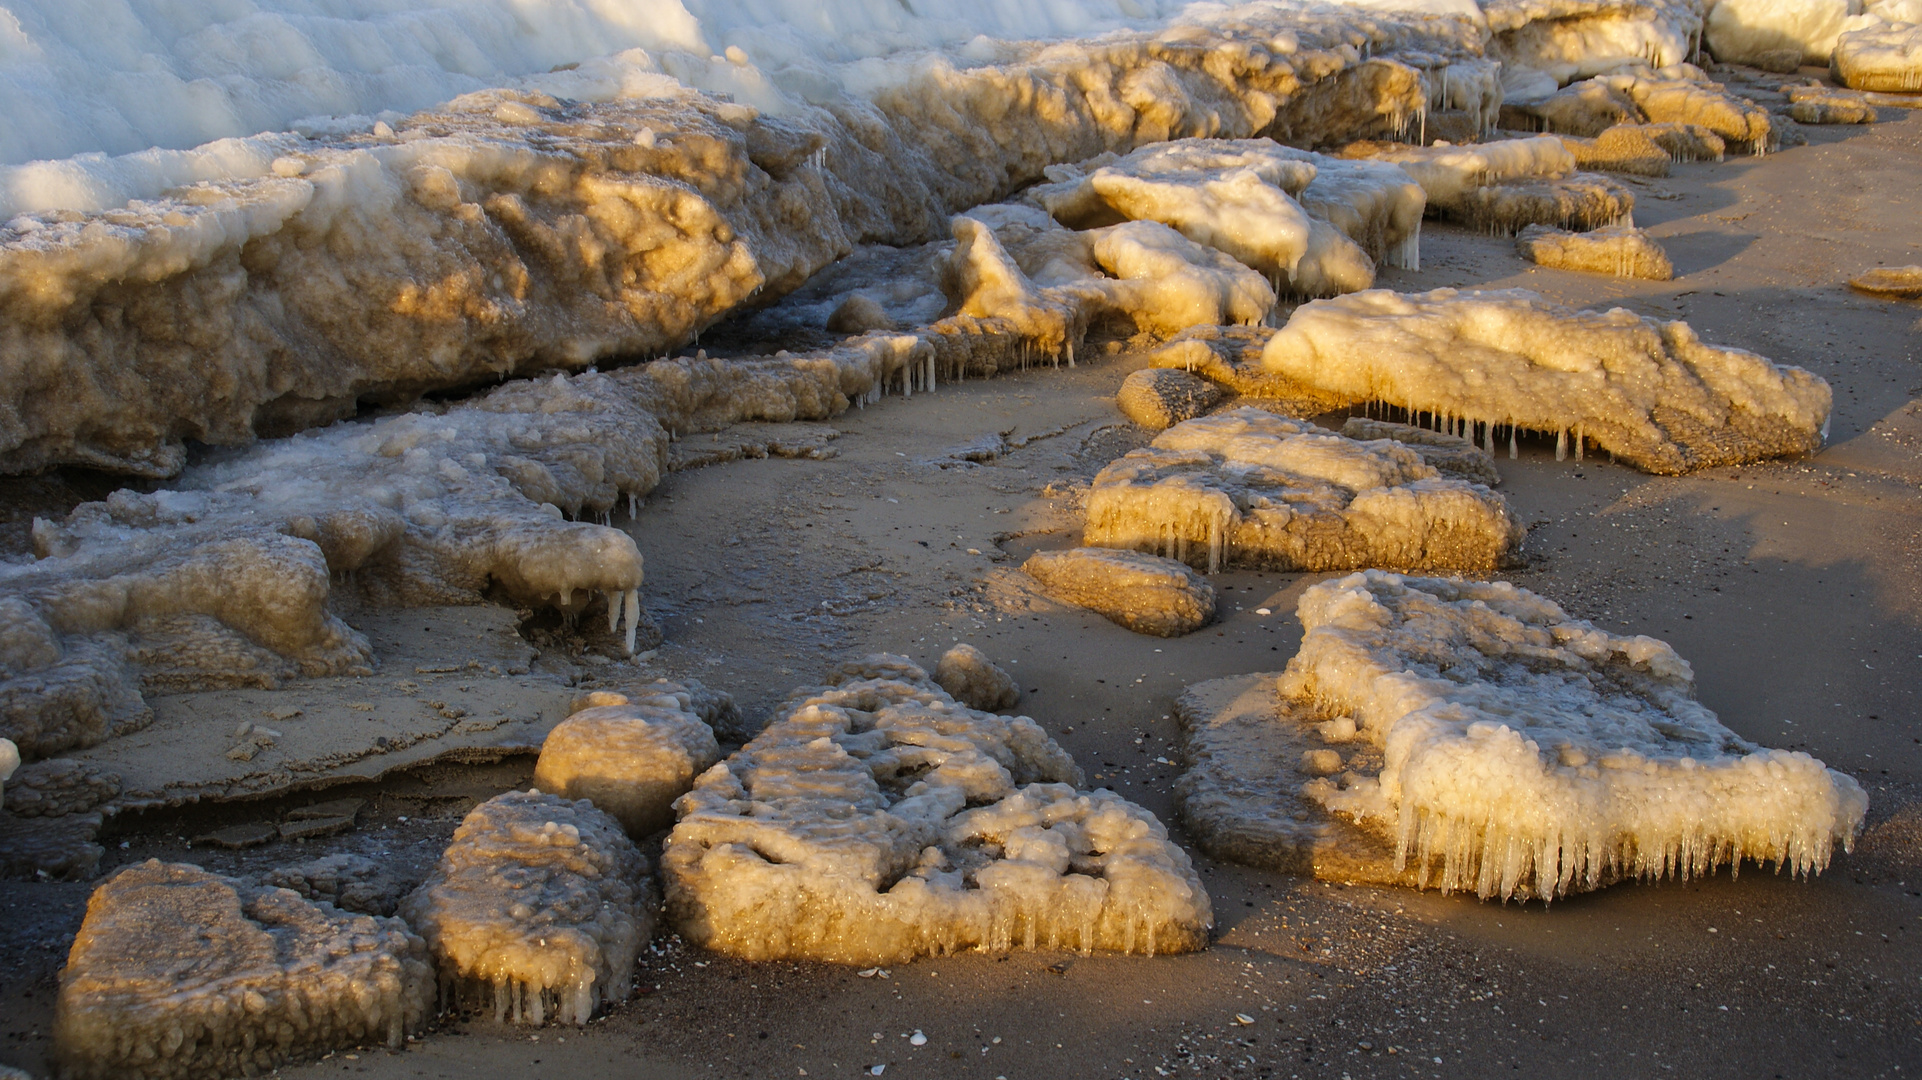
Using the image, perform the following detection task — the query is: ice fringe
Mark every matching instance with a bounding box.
[1258,287,1833,475]
[55,860,435,1080]
[403,791,652,1026]
[662,655,1212,965]
[1281,572,1868,902]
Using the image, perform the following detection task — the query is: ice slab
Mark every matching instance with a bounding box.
[1259,288,1833,474]
[1274,572,1868,900]
[1849,265,1922,298]
[1082,407,1522,574]
[533,684,724,837]
[403,790,652,1025]
[663,655,1211,964]
[55,860,433,1080]
[1021,548,1219,637]
[1834,23,1922,92]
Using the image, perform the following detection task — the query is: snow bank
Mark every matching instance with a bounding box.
[403,790,652,1025]
[1258,287,1832,474]
[533,685,723,836]
[1278,572,1868,900]
[56,860,434,1080]
[663,655,1212,964]
[1083,407,1522,574]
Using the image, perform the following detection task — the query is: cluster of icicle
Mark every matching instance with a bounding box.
[1350,399,1596,462]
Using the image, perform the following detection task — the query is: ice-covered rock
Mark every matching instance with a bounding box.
[663,656,1212,963]
[264,854,410,917]
[1785,85,1880,123]
[1,756,119,817]
[402,790,652,1025]
[1273,572,1868,900]
[55,860,434,1080]
[1834,22,1922,92]
[1516,223,1674,279]
[533,686,723,837]
[1021,548,1218,637]
[1116,369,1223,431]
[1258,288,1833,474]
[1849,265,1922,298]
[933,644,1022,713]
[1487,0,1706,83]
[1337,135,1635,235]
[1082,407,1522,575]
[1601,73,1778,153]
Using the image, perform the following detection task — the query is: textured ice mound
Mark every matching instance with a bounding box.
[1259,288,1833,474]
[55,860,434,1080]
[663,655,1212,964]
[534,685,724,837]
[1280,572,1868,900]
[1337,135,1637,235]
[1834,22,1922,92]
[1022,548,1219,637]
[1083,407,1522,574]
[403,790,653,1025]
[1516,223,1673,280]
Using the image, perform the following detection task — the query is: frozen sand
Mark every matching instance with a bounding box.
[2,85,1921,1080]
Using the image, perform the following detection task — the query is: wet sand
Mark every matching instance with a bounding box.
[4,107,1922,1080]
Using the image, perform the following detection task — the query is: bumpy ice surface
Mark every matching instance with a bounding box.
[1021,548,1219,638]
[1259,287,1833,474]
[402,790,653,1025]
[663,655,1212,964]
[533,683,724,837]
[1278,572,1868,900]
[1083,407,1522,574]
[56,860,434,1080]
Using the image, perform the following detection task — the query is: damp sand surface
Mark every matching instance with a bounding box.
[4,114,1922,1078]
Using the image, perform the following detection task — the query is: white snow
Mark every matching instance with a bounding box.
[1280,571,1869,900]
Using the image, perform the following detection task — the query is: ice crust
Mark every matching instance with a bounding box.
[1515,223,1673,279]
[402,790,653,1025]
[1276,572,1869,900]
[55,860,434,1080]
[1083,407,1523,575]
[533,685,724,837]
[662,655,1212,964]
[1258,287,1833,474]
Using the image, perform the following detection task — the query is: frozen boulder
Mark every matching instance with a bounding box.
[663,656,1212,964]
[1259,288,1833,474]
[532,687,723,837]
[264,854,410,917]
[55,860,434,1080]
[1022,548,1218,638]
[2,757,119,817]
[934,644,1022,712]
[403,791,652,1025]
[1849,265,1922,298]
[1271,571,1868,900]
[1116,368,1222,431]
[1516,224,1674,280]
[1707,0,1853,69]
[1834,24,1922,91]
[1082,408,1523,575]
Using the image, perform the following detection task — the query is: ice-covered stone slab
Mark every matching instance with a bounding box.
[402,790,652,1025]
[1786,85,1879,123]
[1336,136,1635,235]
[533,685,724,837]
[1082,408,1522,574]
[1259,288,1832,474]
[1277,572,1868,900]
[1022,548,1218,637]
[1834,23,1922,92]
[1516,223,1674,280]
[663,655,1212,964]
[55,860,433,1080]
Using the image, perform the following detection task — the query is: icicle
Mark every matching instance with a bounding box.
[607,592,620,634]
[628,492,638,518]
[1509,426,1518,459]
[1575,425,1584,461]
[623,589,640,655]
[1556,429,1567,462]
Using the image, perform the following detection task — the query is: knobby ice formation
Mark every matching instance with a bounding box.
[662,655,1212,965]
[532,684,726,837]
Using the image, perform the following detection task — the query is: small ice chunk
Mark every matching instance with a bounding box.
[533,685,723,836]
